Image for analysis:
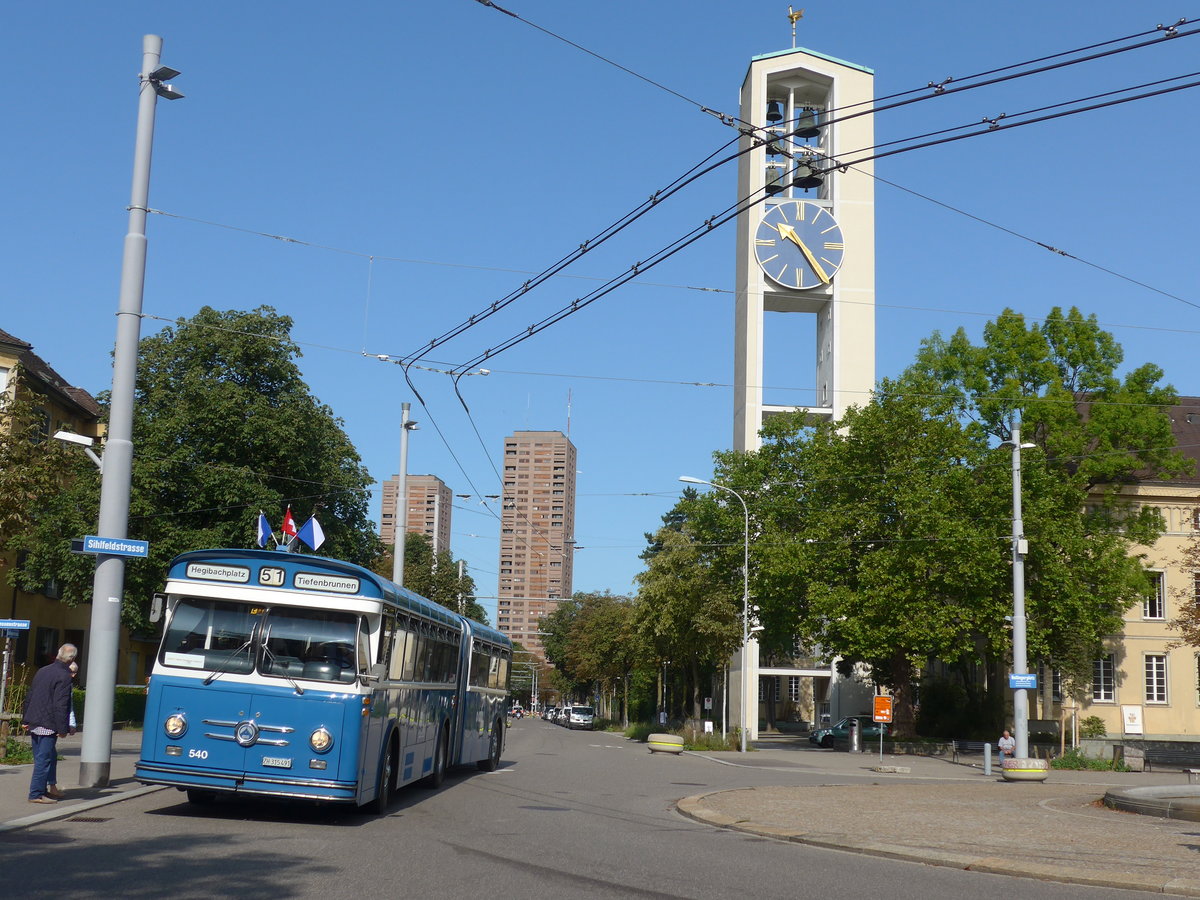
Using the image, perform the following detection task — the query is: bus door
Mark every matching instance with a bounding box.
[355,615,388,799]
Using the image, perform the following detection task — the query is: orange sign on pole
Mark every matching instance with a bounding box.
[872,695,893,723]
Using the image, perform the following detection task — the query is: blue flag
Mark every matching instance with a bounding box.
[296,515,326,551]
[256,511,272,548]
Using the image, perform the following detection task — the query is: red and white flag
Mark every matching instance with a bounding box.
[281,506,298,539]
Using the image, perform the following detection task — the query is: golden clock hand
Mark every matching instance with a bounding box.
[774,222,831,284]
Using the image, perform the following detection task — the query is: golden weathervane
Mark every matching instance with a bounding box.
[788,6,804,48]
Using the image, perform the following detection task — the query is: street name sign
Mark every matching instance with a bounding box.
[0,619,30,630]
[81,536,150,558]
[1008,673,1038,690]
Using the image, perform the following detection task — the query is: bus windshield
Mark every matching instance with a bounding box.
[159,597,359,684]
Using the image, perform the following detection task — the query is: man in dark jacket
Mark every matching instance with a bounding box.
[22,644,77,803]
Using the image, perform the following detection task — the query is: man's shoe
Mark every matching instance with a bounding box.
[28,796,57,804]
[46,786,66,799]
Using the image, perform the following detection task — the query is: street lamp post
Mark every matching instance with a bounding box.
[391,403,418,587]
[1000,423,1036,760]
[679,475,756,753]
[79,36,183,789]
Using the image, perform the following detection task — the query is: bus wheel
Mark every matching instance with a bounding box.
[422,726,448,789]
[186,789,217,806]
[368,742,393,814]
[477,720,503,772]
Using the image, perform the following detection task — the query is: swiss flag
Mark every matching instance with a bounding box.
[281,506,298,538]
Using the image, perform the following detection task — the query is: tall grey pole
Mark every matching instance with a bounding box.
[1010,423,1030,759]
[391,403,412,587]
[80,36,178,788]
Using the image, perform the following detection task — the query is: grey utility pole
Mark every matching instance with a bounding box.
[391,403,416,588]
[1003,422,1035,760]
[79,35,182,788]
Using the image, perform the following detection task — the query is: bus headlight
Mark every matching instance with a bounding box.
[164,713,187,738]
[310,727,334,753]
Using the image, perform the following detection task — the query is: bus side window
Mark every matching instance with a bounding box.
[440,631,454,683]
[420,623,435,683]
[357,617,371,674]
[472,642,488,688]
[403,621,421,682]
[378,614,394,667]
[488,649,500,689]
[396,624,415,681]
[444,633,456,681]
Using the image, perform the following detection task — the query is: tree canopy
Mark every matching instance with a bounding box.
[642,306,1187,736]
[12,306,382,629]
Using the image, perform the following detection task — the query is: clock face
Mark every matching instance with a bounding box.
[754,200,845,290]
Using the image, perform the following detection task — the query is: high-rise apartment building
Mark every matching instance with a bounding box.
[496,431,576,658]
[380,473,452,556]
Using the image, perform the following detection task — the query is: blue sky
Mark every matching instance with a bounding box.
[4,2,1199,622]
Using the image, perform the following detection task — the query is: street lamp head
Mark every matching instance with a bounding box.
[999,440,1036,450]
[53,430,94,447]
[678,475,709,485]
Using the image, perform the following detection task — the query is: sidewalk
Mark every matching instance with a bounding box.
[0,729,161,832]
[678,741,1200,897]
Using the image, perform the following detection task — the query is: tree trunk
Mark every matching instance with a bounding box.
[690,658,702,719]
[890,652,917,738]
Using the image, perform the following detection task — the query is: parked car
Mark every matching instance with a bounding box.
[567,706,594,730]
[558,706,572,726]
[808,716,888,748]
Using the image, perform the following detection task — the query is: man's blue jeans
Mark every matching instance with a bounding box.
[28,733,59,800]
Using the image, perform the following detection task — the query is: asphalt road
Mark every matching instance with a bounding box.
[0,720,1168,899]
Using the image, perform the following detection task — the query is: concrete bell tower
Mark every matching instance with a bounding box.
[730,48,876,742]
[734,48,875,451]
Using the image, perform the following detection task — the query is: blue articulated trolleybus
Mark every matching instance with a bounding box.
[136,549,512,812]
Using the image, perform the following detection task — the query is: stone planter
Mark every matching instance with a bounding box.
[648,733,685,754]
[1002,757,1049,782]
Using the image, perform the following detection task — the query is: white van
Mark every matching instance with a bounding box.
[567,706,594,730]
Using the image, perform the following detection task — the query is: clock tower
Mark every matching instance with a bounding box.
[734,48,875,449]
[731,48,876,742]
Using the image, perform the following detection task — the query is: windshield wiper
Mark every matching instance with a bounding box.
[260,625,304,695]
[203,636,255,686]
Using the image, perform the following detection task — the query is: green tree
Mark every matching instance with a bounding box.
[635,526,740,719]
[901,307,1188,683]
[14,306,382,629]
[538,597,586,700]
[563,591,643,725]
[716,387,1006,736]
[700,307,1186,737]
[0,379,90,548]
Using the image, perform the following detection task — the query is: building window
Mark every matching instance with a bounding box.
[1145,654,1168,704]
[1144,571,1165,620]
[788,676,800,702]
[1195,654,1200,705]
[1092,655,1114,702]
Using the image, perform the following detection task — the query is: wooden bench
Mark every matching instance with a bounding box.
[951,740,988,763]
[1144,749,1200,772]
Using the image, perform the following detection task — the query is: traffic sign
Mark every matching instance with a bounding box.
[872,694,894,723]
[80,536,150,558]
[0,619,30,631]
[1009,673,1038,690]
